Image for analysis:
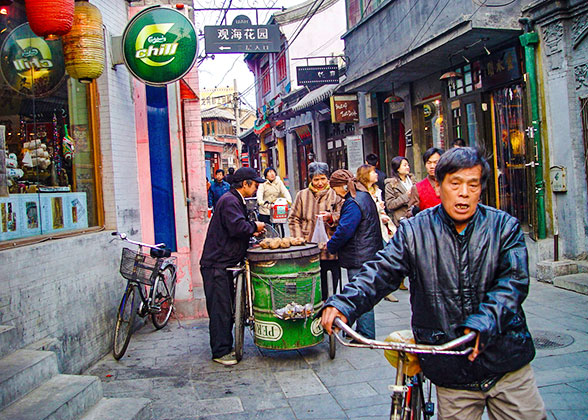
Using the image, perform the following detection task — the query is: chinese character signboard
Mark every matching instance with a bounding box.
[204,15,281,54]
[330,95,359,123]
[482,47,521,90]
[122,6,197,86]
[297,65,339,86]
[0,23,65,97]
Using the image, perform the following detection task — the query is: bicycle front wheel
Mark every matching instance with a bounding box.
[152,265,176,329]
[234,272,246,362]
[113,284,137,360]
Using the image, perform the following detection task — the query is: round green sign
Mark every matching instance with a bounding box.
[0,23,66,97]
[123,6,197,86]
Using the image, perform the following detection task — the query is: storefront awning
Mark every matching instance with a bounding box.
[342,23,522,93]
[291,83,338,112]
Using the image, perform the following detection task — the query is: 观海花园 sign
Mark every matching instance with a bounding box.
[0,23,65,97]
[123,6,197,85]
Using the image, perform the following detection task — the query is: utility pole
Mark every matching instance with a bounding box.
[233,79,242,167]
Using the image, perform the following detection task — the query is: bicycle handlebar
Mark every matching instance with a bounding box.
[111,231,167,250]
[333,317,476,356]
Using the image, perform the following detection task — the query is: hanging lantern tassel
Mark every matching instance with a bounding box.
[62,1,105,83]
[25,0,74,40]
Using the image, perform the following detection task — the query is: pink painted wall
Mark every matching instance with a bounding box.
[133,80,155,245]
[180,65,209,319]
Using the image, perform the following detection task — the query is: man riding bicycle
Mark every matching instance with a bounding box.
[321,147,546,420]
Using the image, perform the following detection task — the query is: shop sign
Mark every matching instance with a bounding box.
[405,129,413,147]
[482,47,521,90]
[122,6,197,86]
[330,95,359,123]
[204,15,281,54]
[0,23,65,97]
[296,65,339,86]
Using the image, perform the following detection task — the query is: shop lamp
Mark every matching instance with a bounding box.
[62,1,105,83]
[25,0,74,40]
[384,84,404,103]
[384,95,403,103]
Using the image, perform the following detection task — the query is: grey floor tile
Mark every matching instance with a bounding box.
[288,393,346,419]
[274,369,328,398]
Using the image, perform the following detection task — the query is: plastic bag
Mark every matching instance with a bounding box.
[383,330,422,376]
[311,214,329,244]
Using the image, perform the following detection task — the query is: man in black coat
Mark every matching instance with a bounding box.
[321,148,545,419]
[200,167,265,365]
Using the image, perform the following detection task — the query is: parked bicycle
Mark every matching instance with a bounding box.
[111,232,177,360]
[333,317,476,420]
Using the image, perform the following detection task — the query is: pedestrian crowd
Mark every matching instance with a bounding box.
[199,142,546,419]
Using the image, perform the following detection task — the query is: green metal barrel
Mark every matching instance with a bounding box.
[247,243,324,350]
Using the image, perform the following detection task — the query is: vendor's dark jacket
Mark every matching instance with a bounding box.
[327,190,383,269]
[325,204,535,390]
[200,188,257,269]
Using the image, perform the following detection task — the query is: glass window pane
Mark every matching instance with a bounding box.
[0,1,99,242]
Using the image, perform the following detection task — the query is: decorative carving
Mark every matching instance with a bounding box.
[572,13,588,49]
[575,64,588,90]
[543,22,564,56]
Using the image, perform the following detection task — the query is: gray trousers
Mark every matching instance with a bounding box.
[436,364,546,420]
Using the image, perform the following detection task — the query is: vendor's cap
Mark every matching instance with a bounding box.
[231,167,265,184]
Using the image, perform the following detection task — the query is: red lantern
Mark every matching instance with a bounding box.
[25,0,74,40]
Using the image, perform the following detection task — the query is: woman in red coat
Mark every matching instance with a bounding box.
[412,147,444,211]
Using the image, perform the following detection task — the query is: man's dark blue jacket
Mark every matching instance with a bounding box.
[327,190,383,269]
[200,189,256,269]
[209,179,230,208]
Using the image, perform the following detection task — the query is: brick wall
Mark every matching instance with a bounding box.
[0,232,129,374]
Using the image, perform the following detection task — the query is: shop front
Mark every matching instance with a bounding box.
[0,0,147,374]
[441,45,535,230]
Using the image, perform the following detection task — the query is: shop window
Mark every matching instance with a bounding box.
[347,0,361,28]
[448,63,482,98]
[420,101,444,150]
[0,1,101,243]
[276,52,287,83]
[493,84,531,227]
[451,107,463,140]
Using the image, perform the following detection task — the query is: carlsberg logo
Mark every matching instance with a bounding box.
[134,23,179,66]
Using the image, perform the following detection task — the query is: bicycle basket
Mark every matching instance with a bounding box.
[119,247,162,284]
[253,271,319,320]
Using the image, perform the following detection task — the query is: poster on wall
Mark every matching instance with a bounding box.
[345,135,364,174]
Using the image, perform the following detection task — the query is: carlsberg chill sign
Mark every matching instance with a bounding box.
[123,6,197,85]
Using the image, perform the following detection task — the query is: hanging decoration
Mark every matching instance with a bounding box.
[253,115,270,135]
[62,1,105,83]
[25,0,75,40]
[62,124,74,160]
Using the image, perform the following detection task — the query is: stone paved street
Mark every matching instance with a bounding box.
[85,279,588,420]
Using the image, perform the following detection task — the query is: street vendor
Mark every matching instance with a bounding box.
[200,167,266,366]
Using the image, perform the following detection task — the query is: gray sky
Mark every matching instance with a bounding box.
[195,0,304,109]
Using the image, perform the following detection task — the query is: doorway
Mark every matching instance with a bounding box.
[492,84,533,228]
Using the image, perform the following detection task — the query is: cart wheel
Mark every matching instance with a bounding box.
[327,271,336,359]
[234,271,246,362]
